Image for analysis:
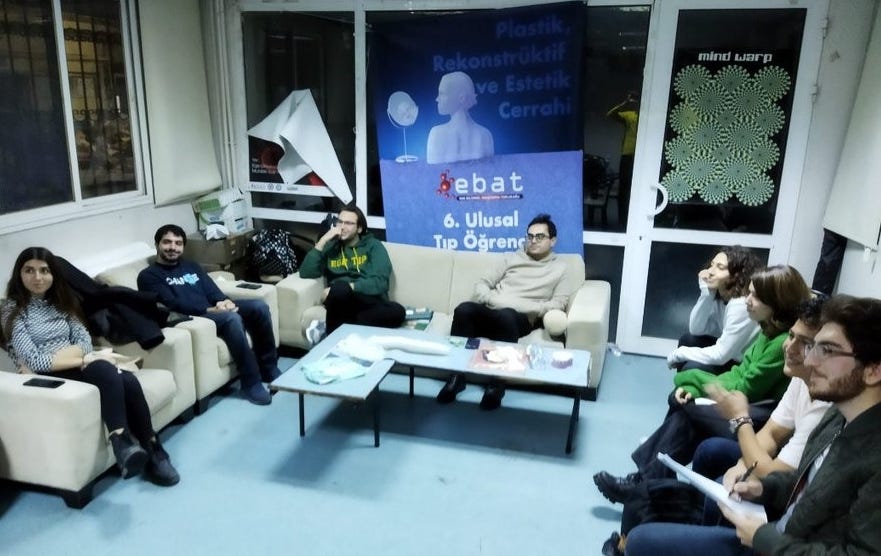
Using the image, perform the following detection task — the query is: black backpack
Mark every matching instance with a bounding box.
[248,229,299,278]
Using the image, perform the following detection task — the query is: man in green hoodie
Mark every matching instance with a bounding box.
[298,203,405,343]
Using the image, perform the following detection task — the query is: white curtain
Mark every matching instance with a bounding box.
[823,5,881,250]
[200,0,237,190]
[139,0,222,204]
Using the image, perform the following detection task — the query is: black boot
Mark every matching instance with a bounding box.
[109,431,148,479]
[144,436,180,486]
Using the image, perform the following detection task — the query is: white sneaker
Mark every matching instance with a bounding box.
[306,320,326,347]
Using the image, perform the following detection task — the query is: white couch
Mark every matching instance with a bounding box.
[275,242,611,398]
[0,325,196,507]
[96,254,280,414]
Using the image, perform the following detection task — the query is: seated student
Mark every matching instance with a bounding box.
[435,213,578,410]
[1,247,179,485]
[298,203,405,343]
[692,300,831,482]
[138,224,280,406]
[668,246,762,373]
[601,297,830,556]
[593,265,812,504]
[624,295,881,556]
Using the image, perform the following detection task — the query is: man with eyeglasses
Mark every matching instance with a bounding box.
[602,297,832,556]
[299,203,405,344]
[623,294,881,555]
[436,213,577,410]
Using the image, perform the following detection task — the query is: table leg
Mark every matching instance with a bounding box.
[409,366,415,398]
[370,391,381,447]
[298,393,305,437]
[566,387,583,454]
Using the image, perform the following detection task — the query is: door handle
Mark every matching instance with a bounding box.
[650,183,669,216]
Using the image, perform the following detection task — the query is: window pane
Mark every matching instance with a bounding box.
[582,6,650,232]
[642,242,769,339]
[0,0,72,214]
[62,0,136,199]
[242,11,354,215]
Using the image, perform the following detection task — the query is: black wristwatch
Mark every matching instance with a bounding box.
[729,416,754,434]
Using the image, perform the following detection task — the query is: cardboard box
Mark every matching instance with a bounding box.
[187,230,255,266]
[192,190,251,232]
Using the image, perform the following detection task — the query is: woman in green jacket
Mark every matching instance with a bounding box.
[594,265,812,503]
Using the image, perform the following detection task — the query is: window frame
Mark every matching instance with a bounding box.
[0,0,152,236]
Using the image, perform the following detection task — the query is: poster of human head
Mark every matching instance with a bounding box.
[369,2,585,254]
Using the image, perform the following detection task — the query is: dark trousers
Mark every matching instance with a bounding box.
[450,301,531,343]
[324,281,405,335]
[693,437,743,527]
[631,392,775,480]
[54,360,154,444]
[675,333,736,374]
[203,298,278,387]
[692,437,742,480]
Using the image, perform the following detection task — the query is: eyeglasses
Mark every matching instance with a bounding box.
[803,342,858,361]
[526,233,549,242]
[337,219,358,227]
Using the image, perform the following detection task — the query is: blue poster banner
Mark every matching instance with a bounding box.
[380,151,582,255]
[370,2,585,253]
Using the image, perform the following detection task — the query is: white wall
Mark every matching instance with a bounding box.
[838,243,881,297]
[0,204,195,279]
[827,0,881,298]
[787,0,876,284]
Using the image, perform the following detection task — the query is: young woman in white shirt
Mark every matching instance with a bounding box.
[667,246,762,374]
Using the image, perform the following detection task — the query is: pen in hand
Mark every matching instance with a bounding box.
[729,461,759,497]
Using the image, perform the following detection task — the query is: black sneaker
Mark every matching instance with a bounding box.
[479,383,506,411]
[145,439,180,487]
[109,432,148,479]
[593,471,642,504]
[436,373,466,404]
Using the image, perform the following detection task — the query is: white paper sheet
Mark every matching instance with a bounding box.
[248,90,352,203]
[657,453,768,521]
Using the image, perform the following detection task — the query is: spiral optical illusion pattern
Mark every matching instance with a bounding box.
[663,64,791,205]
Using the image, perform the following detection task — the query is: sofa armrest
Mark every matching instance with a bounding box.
[275,272,326,348]
[171,316,226,398]
[0,372,108,491]
[210,275,280,346]
[564,280,611,390]
[104,326,197,421]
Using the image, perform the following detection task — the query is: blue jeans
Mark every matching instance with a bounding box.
[202,299,278,387]
[625,522,754,556]
[692,437,742,480]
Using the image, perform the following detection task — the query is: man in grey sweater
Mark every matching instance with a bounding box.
[436,213,577,410]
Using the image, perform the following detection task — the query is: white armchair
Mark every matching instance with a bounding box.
[0,325,195,508]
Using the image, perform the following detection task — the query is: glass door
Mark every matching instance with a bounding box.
[618,0,827,356]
